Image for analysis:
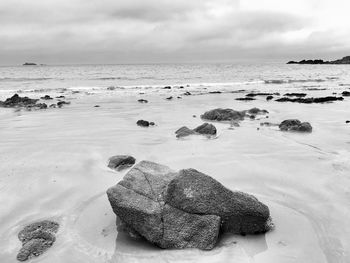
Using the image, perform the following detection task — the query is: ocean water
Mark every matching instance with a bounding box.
[0,63,350,263]
[0,63,350,95]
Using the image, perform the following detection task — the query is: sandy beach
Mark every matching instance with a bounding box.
[0,74,350,262]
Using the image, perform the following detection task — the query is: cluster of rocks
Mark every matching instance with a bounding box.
[107,161,272,250]
[287,56,350,64]
[275,96,344,104]
[201,108,268,122]
[279,119,313,132]
[175,123,217,138]
[0,94,71,110]
[17,220,59,261]
[137,120,155,127]
[108,155,136,171]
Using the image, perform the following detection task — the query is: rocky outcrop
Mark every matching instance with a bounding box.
[279,119,312,133]
[107,161,272,250]
[275,96,343,103]
[201,108,268,122]
[284,93,307,97]
[17,220,59,261]
[287,56,350,64]
[175,123,216,138]
[0,94,38,108]
[108,155,136,171]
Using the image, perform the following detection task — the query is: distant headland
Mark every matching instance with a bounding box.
[23,62,37,66]
[287,56,350,64]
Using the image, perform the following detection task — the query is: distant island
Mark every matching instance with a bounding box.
[23,62,37,66]
[287,56,350,64]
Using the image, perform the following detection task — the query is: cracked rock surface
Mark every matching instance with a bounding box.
[107,161,272,250]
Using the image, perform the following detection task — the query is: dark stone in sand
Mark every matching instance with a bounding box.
[166,96,173,100]
[163,86,171,89]
[175,126,195,138]
[342,91,350,96]
[40,95,53,100]
[36,103,47,109]
[183,91,191,96]
[175,123,216,138]
[279,119,312,133]
[94,105,100,107]
[108,155,136,171]
[246,107,269,115]
[266,95,274,101]
[0,94,38,108]
[17,220,59,261]
[56,95,65,99]
[209,91,222,94]
[246,92,280,97]
[201,108,245,121]
[275,96,343,104]
[137,120,154,127]
[149,122,155,126]
[235,97,256,101]
[193,123,217,135]
[138,99,148,103]
[107,161,271,250]
[346,120,350,124]
[57,101,70,108]
[284,93,307,97]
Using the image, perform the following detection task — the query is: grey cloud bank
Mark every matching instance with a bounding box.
[0,0,349,65]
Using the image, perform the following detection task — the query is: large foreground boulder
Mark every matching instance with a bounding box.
[107,161,272,250]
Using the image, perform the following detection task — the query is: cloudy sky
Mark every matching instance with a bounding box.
[1,0,350,65]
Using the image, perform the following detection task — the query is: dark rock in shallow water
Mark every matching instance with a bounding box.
[279,119,312,133]
[235,97,256,101]
[137,120,154,127]
[246,92,280,97]
[342,91,350,96]
[246,107,269,115]
[107,161,271,250]
[175,123,216,138]
[209,91,222,94]
[137,99,148,103]
[193,123,217,135]
[163,86,171,89]
[275,96,343,104]
[266,95,274,101]
[40,95,53,100]
[284,93,307,97]
[57,101,70,108]
[108,155,136,171]
[17,220,59,261]
[175,126,195,138]
[201,108,245,121]
[183,91,191,96]
[0,94,38,108]
[166,96,173,100]
[346,120,350,123]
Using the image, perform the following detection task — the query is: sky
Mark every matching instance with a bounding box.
[1,0,350,65]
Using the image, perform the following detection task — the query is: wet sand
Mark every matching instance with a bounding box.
[0,88,350,262]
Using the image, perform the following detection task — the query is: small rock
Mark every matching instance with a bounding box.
[49,104,56,108]
[175,126,195,138]
[183,91,191,96]
[346,120,350,123]
[94,105,100,107]
[17,220,59,261]
[166,96,173,100]
[137,120,151,127]
[235,97,256,101]
[138,99,148,103]
[342,91,350,96]
[193,123,217,135]
[149,122,155,126]
[40,95,53,100]
[57,101,70,108]
[266,95,274,101]
[163,86,171,89]
[108,155,136,171]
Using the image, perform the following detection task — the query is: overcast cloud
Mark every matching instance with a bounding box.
[0,0,349,65]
